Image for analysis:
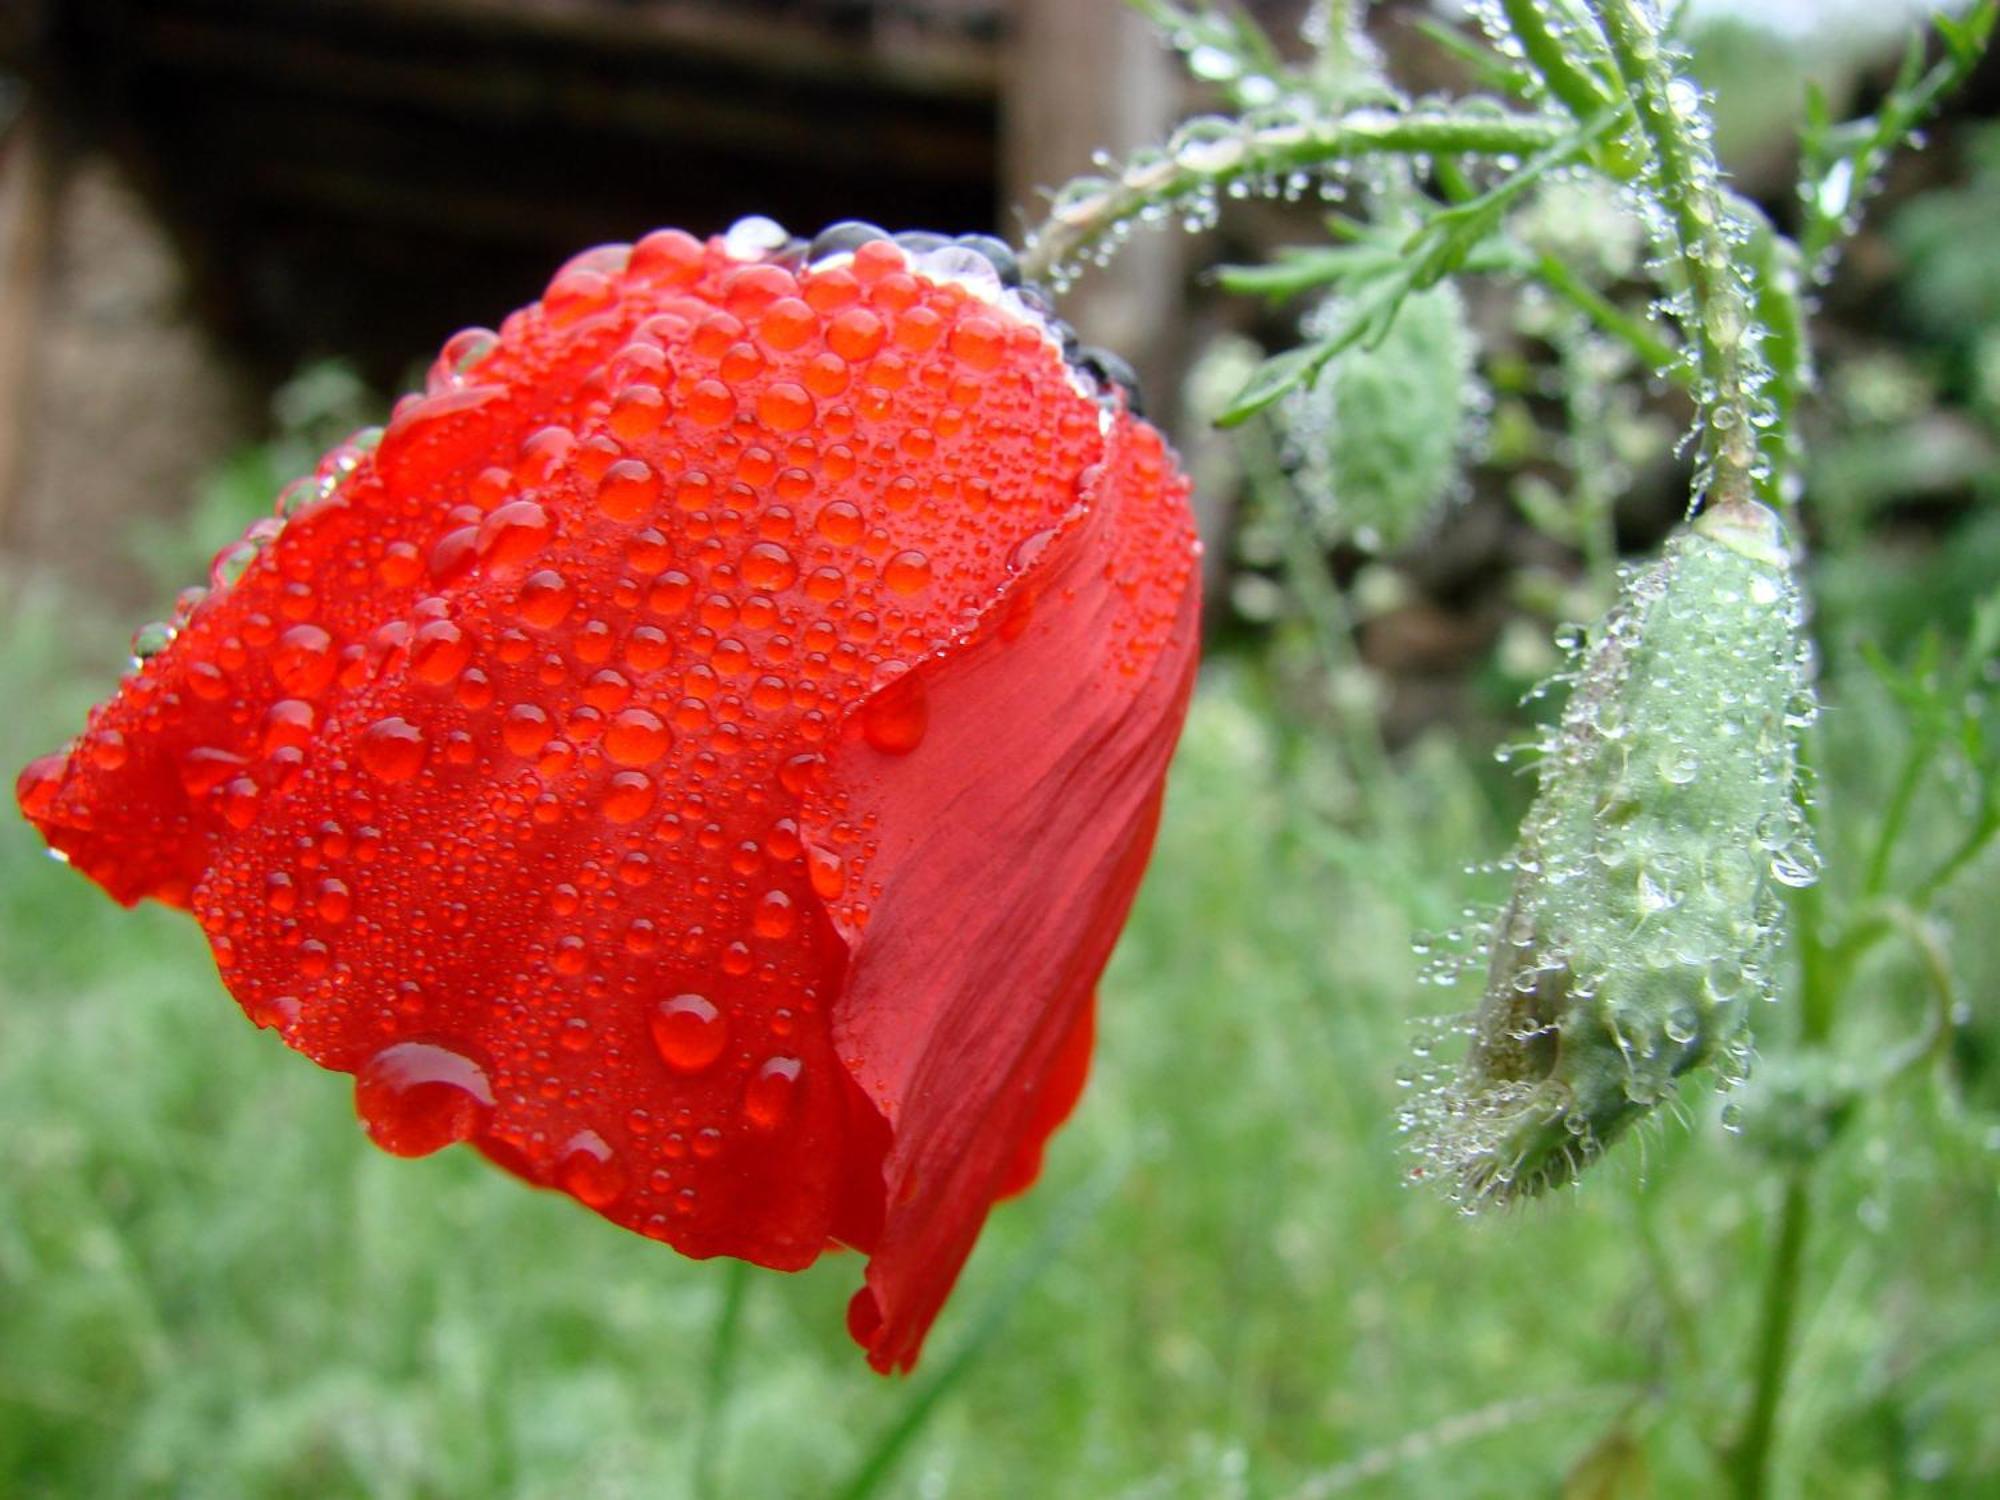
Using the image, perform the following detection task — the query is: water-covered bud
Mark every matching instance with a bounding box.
[1281,283,1477,552]
[1407,500,1817,1206]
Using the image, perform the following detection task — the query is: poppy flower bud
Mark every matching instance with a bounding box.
[1282,283,1477,552]
[1408,500,1817,1205]
[15,221,1201,1371]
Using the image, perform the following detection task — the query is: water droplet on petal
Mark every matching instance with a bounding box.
[354,1042,493,1157]
[557,1130,628,1208]
[358,716,427,782]
[744,1056,802,1131]
[650,993,727,1072]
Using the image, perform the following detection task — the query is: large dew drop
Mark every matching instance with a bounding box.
[354,1041,494,1158]
[650,993,728,1072]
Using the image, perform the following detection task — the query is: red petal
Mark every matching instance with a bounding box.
[820,414,1200,1370]
[15,229,1199,1365]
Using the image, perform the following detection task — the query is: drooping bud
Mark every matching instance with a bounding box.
[1406,500,1817,1206]
[1282,283,1477,552]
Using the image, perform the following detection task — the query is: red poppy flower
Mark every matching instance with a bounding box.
[14,222,1200,1372]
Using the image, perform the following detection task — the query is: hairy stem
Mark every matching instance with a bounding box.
[1018,111,1569,284]
[1593,0,1763,510]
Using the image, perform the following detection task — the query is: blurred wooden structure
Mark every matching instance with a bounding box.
[0,0,1184,603]
[19,0,1007,380]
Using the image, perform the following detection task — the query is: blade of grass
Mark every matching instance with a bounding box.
[830,1158,1130,1500]
[692,1256,753,1500]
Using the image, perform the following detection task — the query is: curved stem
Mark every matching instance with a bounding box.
[1594,0,1763,510]
[1017,110,1570,284]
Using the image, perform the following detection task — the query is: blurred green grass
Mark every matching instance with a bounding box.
[1,552,1996,1498]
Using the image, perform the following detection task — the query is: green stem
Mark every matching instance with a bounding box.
[1863,740,1933,899]
[1240,415,1409,837]
[692,1258,752,1500]
[1531,249,1691,386]
[1728,1173,1811,1500]
[1018,110,1570,283]
[1799,3,1998,271]
[1499,0,1617,122]
[832,1162,1127,1500]
[1310,0,1365,101]
[1872,901,1960,1080]
[1740,211,1810,517]
[1725,735,1836,1500]
[1594,0,1763,510]
[1914,808,2000,908]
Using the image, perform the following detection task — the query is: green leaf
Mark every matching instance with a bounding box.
[1560,1421,1653,1500]
[830,1160,1129,1500]
[1217,338,1349,428]
[1413,16,1536,98]
[1214,243,1406,301]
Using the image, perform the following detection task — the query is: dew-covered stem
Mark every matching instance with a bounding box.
[1593,0,1764,511]
[1017,110,1570,286]
[1498,0,1617,123]
[1739,214,1808,514]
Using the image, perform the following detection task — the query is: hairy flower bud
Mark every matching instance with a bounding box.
[1407,501,1817,1205]
[1283,283,1477,552]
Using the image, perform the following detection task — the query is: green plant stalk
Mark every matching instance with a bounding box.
[1310,0,1366,101]
[1587,6,1817,1492]
[1499,0,1616,121]
[693,1258,752,1500]
[1018,111,1570,283]
[1555,323,1627,601]
[1740,212,1809,516]
[1594,0,1763,510]
[1530,250,1690,384]
[1726,851,1835,1500]
[1238,413,1410,838]
[1799,1,1998,271]
[1730,1173,1811,1500]
[831,1162,1126,1500]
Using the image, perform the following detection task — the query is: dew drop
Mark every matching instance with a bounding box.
[596,460,659,523]
[744,1056,802,1131]
[272,624,336,697]
[410,619,471,684]
[557,1130,629,1208]
[884,550,931,595]
[650,993,728,1072]
[358,716,427,782]
[475,499,556,571]
[601,770,657,824]
[354,1042,493,1158]
[753,889,797,938]
[605,707,672,767]
[757,382,815,433]
[860,672,927,754]
[517,569,575,629]
[503,703,554,757]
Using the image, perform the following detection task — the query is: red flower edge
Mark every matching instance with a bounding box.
[15,225,1200,1372]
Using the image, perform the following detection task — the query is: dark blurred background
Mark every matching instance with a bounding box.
[0,0,1994,721]
[0,0,1202,606]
